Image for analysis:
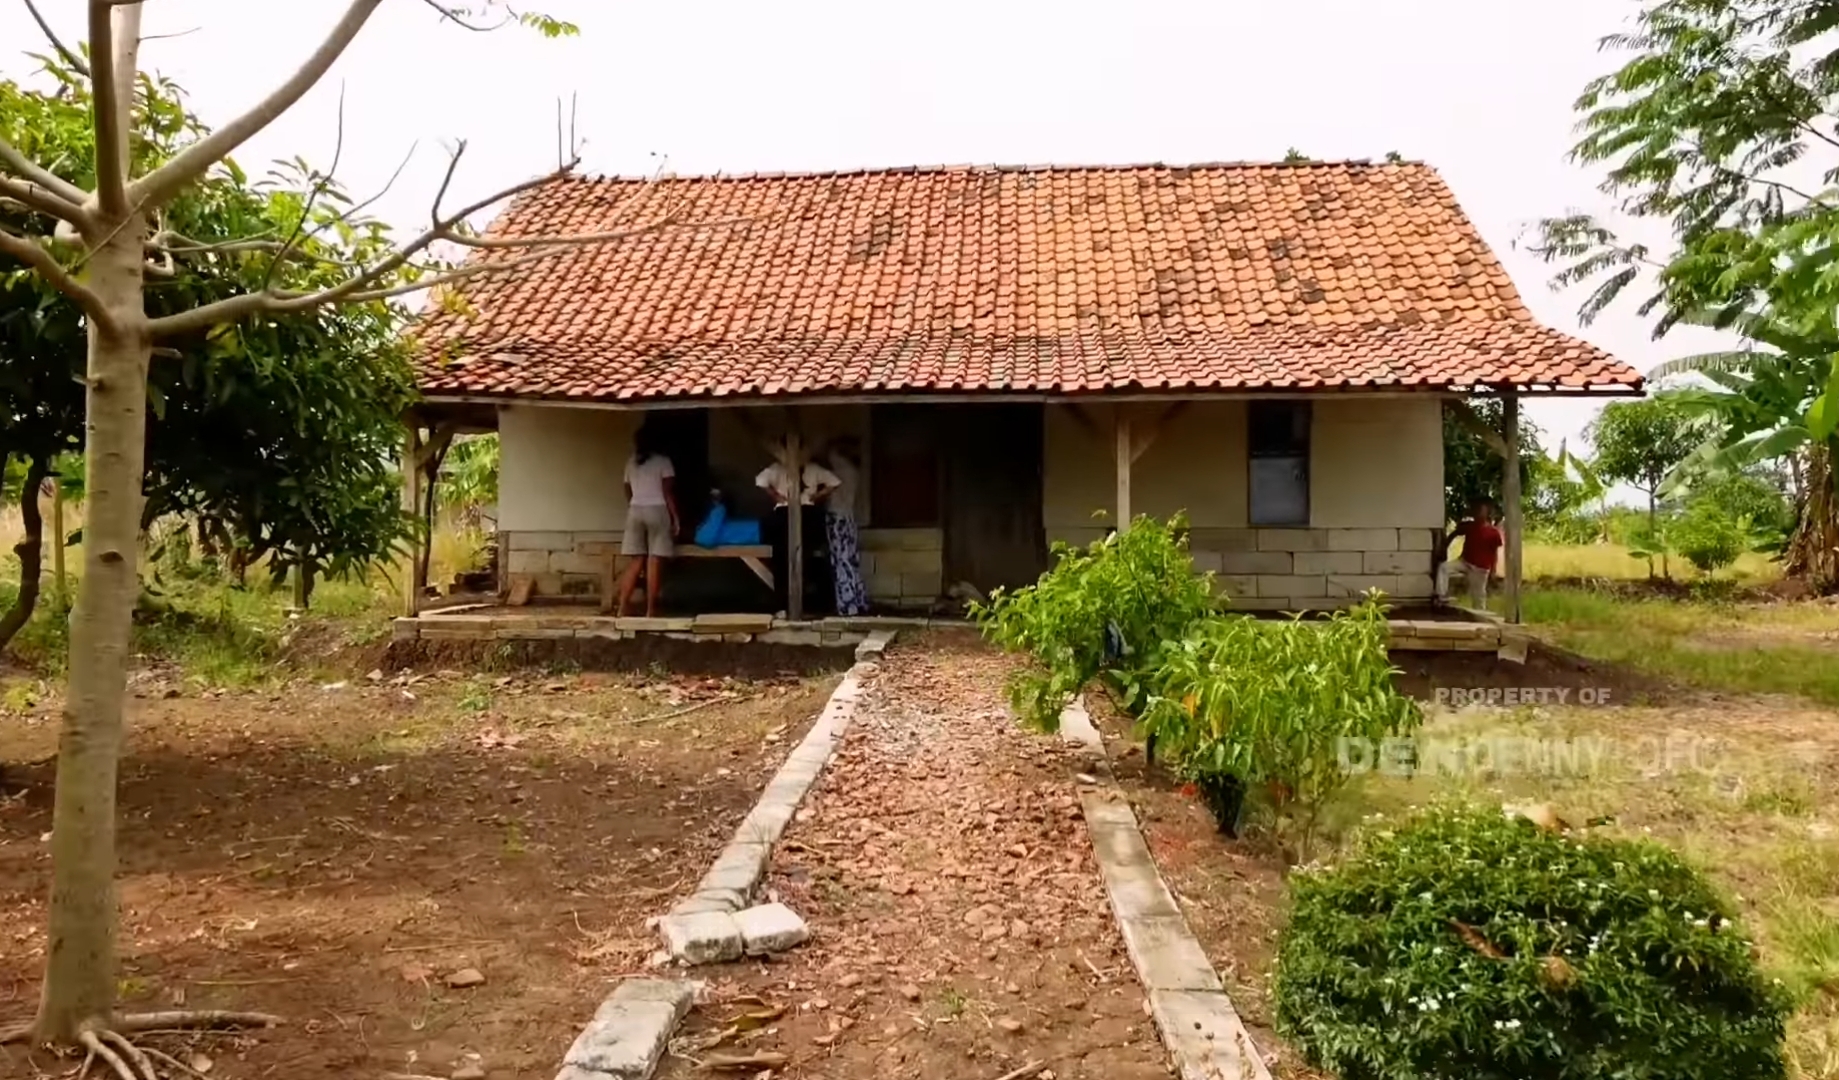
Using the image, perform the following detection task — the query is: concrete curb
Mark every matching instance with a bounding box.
[1060,696,1274,1080]
[550,630,894,1080]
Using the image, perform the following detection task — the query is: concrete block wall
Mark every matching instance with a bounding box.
[1187,527,1437,612]
[502,530,620,597]
[860,528,942,608]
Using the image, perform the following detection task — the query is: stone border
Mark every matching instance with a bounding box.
[551,629,894,1080]
[1060,698,1274,1080]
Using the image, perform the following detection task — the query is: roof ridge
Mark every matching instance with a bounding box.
[558,158,1430,185]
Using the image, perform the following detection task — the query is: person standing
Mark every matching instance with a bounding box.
[756,442,841,614]
[1436,499,1504,609]
[613,424,680,617]
[821,436,868,617]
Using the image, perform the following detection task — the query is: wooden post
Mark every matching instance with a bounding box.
[1502,391,1523,624]
[785,430,805,621]
[402,424,423,618]
[50,476,67,610]
[1115,409,1133,532]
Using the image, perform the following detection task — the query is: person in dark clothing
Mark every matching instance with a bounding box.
[756,446,840,614]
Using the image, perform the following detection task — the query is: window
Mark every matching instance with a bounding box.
[868,404,940,527]
[1248,401,1311,526]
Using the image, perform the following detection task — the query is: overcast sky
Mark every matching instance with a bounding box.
[1,0,1729,453]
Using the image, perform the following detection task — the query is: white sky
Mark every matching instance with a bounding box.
[1,0,1733,453]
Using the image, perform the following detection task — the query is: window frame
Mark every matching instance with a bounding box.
[1246,400,1312,528]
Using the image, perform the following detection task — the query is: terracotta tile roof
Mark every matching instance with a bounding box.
[414,161,1641,401]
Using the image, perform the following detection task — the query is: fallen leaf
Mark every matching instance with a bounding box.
[1449,920,1506,960]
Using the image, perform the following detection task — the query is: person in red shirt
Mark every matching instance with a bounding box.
[1436,499,1504,609]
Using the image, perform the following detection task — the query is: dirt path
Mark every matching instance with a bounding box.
[659,632,1171,1080]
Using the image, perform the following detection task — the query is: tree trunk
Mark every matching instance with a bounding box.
[34,221,150,1042]
[1788,440,1839,591]
[1647,490,1664,580]
[51,477,68,611]
[0,457,51,653]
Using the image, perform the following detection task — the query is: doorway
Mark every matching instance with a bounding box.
[939,403,1047,595]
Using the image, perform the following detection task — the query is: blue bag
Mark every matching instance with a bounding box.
[717,518,761,545]
[693,503,728,548]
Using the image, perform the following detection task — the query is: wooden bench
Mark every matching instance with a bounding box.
[599,544,775,612]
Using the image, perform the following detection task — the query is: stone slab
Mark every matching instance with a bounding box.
[855,628,897,659]
[735,902,810,955]
[1117,914,1225,992]
[556,977,695,1079]
[659,910,742,965]
[1148,989,1273,1080]
[614,616,695,632]
[1080,791,1139,829]
[691,612,775,634]
[1085,821,1182,920]
[697,842,770,899]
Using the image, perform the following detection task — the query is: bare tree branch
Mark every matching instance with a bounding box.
[0,134,89,208]
[130,0,386,212]
[23,0,91,77]
[0,225,117,331]
[0,174,90,224]
[87,0,131,217]
[420,0,515,31]
[143,157,740,338]
[260,82,348,293]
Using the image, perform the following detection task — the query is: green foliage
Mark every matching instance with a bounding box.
[0,60,417,611]
[1135,598,1420,841]
[971,515,1216,731]
[1276,806,1791,1080]
[440,435,500,517]
[1589,399,1703,499]
[1442,400,1544,524]
[1671,502,1750,574]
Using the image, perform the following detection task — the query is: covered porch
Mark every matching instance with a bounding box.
[403,388,1476,621]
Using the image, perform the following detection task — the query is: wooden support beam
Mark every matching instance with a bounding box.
[784,429,806,621]
[1129,401,1188,464]
[1502,391,1523,625]
[401,424,423,618]
[1115,409,1133,531]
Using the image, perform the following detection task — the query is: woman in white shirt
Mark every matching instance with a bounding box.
[612,424,680,617]
[821,436,868,616]
[755,442,841,614]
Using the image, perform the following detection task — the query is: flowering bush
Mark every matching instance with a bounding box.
[1275,806,1789,1080]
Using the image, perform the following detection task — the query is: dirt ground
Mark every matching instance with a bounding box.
[655,632,1172,1080]
[0,665,839,1079]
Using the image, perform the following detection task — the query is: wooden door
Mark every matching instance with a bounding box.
[941,403,1047,594]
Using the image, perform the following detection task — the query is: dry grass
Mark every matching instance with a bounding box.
[1524,540,1781,583]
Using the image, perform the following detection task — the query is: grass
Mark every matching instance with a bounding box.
[0,503,492,688]
[1523,540,1781,583]
[1336,701,1839,1077]
[1521,587,1839,704]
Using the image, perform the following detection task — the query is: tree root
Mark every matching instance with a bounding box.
[112,1011,282,1034]
[1,1012,281,1078]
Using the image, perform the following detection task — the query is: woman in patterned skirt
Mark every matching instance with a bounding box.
[821,436,869,617]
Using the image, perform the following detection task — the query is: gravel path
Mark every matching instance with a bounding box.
[657,631,1172,1079]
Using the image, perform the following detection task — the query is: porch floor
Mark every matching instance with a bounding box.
[393,605,953,649]
[394,604,1519,654]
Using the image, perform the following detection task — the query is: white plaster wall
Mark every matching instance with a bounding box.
[1043,396,1443,541]
[1309,397,1445,528]
[497,405,638,532]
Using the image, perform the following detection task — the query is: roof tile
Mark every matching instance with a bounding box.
[415,161,1641,401]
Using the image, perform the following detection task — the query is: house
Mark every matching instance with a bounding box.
[409,160,1642,619]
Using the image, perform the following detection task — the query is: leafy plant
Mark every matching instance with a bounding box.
[1135,596,1420,848]
[1276,806,1791,1080]
[1671,503,1750,575]
[971,514,1216,731]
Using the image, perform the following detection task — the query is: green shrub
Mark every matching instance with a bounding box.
[1275,806,1790,1080]
[972,514,1215,731]
[1672,503,1749,575]
[1135,596,1420,843]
